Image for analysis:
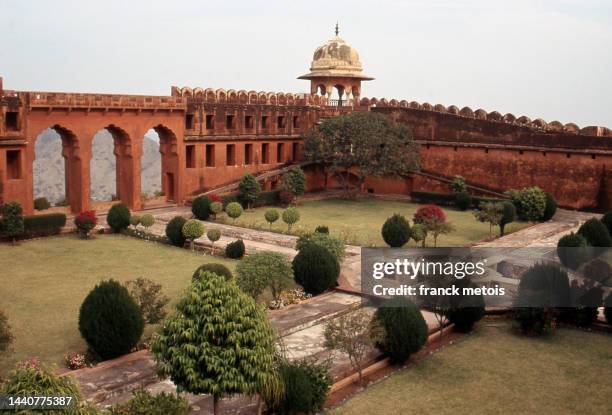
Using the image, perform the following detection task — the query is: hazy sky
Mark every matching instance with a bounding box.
[1,0,611,127]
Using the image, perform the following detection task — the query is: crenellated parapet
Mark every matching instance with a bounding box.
[360,97,611,137]
[171,86,323,106]
[21,91,186,111]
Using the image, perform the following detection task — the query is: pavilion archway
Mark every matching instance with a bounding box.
[148,124,179,203]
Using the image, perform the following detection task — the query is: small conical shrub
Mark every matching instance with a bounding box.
[78,279,144,360]
[381,214,411,247]
[557,232,589,270]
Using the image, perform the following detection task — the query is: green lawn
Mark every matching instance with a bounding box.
[0,234,236,375]
[329,323,612,415]
[221,199,529,247]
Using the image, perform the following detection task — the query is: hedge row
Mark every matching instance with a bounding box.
[410,191,502,208]
[220,190,281,208]
[23,213,67,236]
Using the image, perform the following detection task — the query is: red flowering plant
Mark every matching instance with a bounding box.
[413,205,453,247]
[74,210,98,239]
[208,193,223,204]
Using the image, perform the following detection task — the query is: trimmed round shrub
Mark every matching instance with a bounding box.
[192,263,233,281]
[601,211,612,236]
[33,197,51,211]
[225,239,246,259]
[210,201,223,218]
[272,359,332,415]
[78,279,144,360]
[109,390,190,415]
[557,232,589,270]
[315,225,329,234]
[578,218,612,247]
[292,244,340,295]
[1,362,95,414]
[455,192,472,211]
[130,214,141,227]
[140,214,155,229]
[605,294,612,325]
[225,202,244,222]
[207,228,221,242]
[372,297,428,363]
[381,214,411,247]
[446,280,485,332]
[165,216,187,247]
[541,192,557,221]
[264,209,280,229]
[296,232,346,262]
[508,187,546,221]
[1,201,24,241]
[282,207,300,231]
[182,219,204,242]
[513,263,570,336]
[192,196,212,220]
[107,203,131,232]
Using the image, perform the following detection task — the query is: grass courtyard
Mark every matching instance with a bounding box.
[0,234,236,375]
[329,322,612,415]
[223,198,530,247]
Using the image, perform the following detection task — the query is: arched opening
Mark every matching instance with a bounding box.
[154,125,179,203]
[32,125,79,213]
[330,85,345,106]
[89,125,133,209]
[140,128,162,205]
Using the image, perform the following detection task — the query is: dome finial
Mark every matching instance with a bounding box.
[335,22,339,36]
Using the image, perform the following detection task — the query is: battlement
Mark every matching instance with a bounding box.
[361,97,611,138]
[171,86,325,106]
[2,90,187,111]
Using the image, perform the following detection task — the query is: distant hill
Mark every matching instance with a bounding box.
[33,129,161,204]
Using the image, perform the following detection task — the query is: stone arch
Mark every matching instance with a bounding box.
[517,115,532,125]
[379,98,389,106]
[447,105,459,115]
[193,87,204,99]
[474,109,488,119]
[32,124,81,212]
[268,93,277,105]
[238,90,248,104]
[216,89,227,103]
[409,101,421,109]
[180,87,192,98]
[503,113,516,123]
[459,107,474,117]
[399,100,409,107]
[258,92,268,104]
[531,118,547,128]
[205,88,216,103]
[487,111,502,121]
[547,120,563,132]
[389,99,399,107]
[434,104,447,112]
[144,124,179,204]
[248,90,258,104]
[277,93,287,105]
[227,90,238,103]
[421,102,433,111]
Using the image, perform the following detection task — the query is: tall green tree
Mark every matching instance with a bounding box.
[302,112,419,198]
[151,272,279,415]
[283,167,306,203]
[239,173,262,209]
[474,202,504,237]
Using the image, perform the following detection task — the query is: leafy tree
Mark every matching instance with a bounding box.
[107,203,131,232]
[238,173,262,209]
[140,214,155,230]
[151,272,278,415]
[284,167,306,203]
[414,205,451,246]
[210,201,223,220]
[296,232,346,262]
[1,201,24,243]
[451,175,467,194]
[192,263,233,281]
[165,216,187,247]
[323,309,374,382]
[236,251,293,301]
[474,202,504,237]
[499,201,516,236]
[125,277,169,324]
[381,214,411,247]
[192,196,212,220]
[0,309,13,355]
[206,228,221,255]
[265,209,280,230]
[130,214,141,227]
[1,361,98,415]
[506,187,546,221]
[182,219,204,250]
[272,359,332,415]
[79,279,144,360]
[303,111,419,198]
[282,207,300,231]
[225,202,243,223]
